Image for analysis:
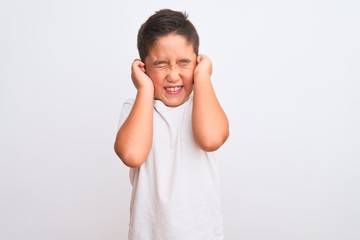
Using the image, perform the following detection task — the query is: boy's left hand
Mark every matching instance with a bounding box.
[194,54,212,80]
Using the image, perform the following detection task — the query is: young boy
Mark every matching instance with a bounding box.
[114,9,229,240]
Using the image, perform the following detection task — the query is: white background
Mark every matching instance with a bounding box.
[1,0,359,239]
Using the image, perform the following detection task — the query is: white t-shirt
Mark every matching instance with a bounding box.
[119,95,223,240]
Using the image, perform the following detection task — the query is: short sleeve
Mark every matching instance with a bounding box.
[117,99,135,129]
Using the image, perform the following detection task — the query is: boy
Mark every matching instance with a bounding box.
[114,9,229,240]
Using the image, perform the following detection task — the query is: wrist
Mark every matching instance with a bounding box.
[137,85,154,97]
[194,73,211,85]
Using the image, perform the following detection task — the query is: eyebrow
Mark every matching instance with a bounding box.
[177,58,192,63]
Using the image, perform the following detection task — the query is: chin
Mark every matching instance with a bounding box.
[164,96,190,107]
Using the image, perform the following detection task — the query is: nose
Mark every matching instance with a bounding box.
[166,66,181,83]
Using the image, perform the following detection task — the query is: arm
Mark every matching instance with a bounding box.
[192,55,230,152]
[114,60,154,168]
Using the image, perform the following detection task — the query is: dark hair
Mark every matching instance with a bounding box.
[137,9,199,61]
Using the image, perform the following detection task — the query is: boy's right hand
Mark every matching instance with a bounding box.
[131,59,154,92]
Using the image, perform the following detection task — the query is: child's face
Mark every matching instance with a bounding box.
[144,34,197,107]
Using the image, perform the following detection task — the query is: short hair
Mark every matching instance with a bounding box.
[137,9,199,61]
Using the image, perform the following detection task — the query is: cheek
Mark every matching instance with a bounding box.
[181,70,195,84]
[147,72,164,86]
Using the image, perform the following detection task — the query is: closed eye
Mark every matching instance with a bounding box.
[152,59,192,70]
[152,61,169,70]
[177,59,191,68]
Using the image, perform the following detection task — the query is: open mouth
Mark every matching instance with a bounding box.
[164,86,183,94]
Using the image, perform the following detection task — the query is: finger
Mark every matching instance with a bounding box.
[132,59,145,65]
[197,55,205,63]
[132,59,145,70]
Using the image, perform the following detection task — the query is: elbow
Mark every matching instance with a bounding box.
[195,130,230,152]
[198,142,222,152]
[121,155,145,168]
[114,143,147,168]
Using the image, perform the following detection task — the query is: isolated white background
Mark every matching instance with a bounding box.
[1,0,359,239]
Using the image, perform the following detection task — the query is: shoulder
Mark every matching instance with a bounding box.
[117,98,135,128]
[124,98,135,106]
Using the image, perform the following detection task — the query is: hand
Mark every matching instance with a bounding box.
[131,59,154,91]
[194,54,212,79]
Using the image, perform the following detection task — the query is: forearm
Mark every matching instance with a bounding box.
[192,77,229,152]
[114,88,153,168]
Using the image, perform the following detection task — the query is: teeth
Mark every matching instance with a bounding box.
[166,86,181,92]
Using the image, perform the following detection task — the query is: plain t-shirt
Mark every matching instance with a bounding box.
[118,95,223,240]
